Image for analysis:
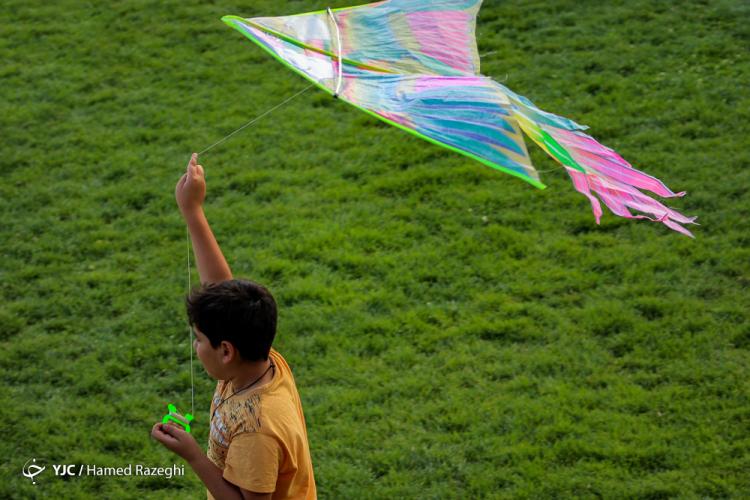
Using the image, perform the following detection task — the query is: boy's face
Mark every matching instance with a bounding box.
[192,327,227,379]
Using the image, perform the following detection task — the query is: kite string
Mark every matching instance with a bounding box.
[198,84,315,156]
[185,84,313,417]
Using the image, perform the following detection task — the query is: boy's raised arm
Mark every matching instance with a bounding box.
[176,153,233,285]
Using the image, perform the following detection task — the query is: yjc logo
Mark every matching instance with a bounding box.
[52,464,78,476]
[22,458,46,485]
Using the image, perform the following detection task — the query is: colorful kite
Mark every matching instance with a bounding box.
[222,0,696,236]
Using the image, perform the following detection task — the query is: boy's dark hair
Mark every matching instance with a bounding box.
[186,279,277,361]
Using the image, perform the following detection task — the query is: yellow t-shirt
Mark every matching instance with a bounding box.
[207,349,316,499]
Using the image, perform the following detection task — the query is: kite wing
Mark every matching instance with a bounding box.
[222,0,696,236]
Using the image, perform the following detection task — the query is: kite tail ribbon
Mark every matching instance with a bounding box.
[496,84,697,237]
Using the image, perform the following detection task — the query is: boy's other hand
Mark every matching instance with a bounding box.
[176,153,206,216]
[151,421,202,464]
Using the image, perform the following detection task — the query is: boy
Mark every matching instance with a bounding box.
[151,153,316,499]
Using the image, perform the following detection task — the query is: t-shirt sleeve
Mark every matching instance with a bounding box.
[222,432,280,494]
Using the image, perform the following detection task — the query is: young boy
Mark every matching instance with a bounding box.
[151,153,316,499]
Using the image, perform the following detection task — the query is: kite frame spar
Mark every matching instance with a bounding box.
[326,7,344,97]
[221,11,548,190]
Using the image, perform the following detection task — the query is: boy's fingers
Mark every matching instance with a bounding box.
[151,423,171,442]
[163,422,186,436]
[187,153,197,171]
[155,424,181,442]
[189,164,204,180]
[153,431,178,447]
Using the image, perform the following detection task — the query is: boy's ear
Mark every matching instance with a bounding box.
[220,340,239,364]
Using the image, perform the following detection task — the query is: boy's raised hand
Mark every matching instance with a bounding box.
[176,153,206,216]
[174,152,233,283]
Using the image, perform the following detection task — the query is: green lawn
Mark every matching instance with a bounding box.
[2,0,749,498]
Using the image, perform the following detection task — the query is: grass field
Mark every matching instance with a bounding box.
[2,0,749,498]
